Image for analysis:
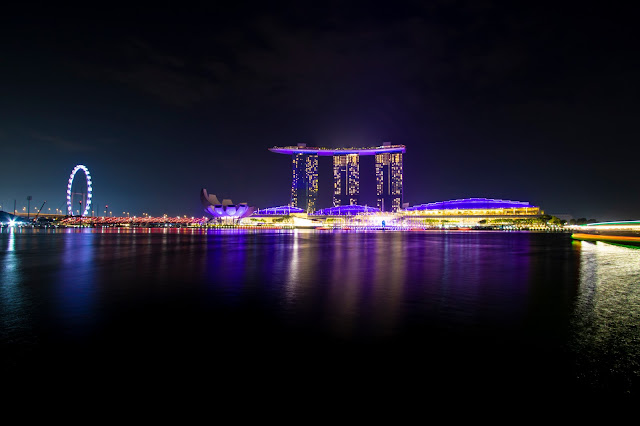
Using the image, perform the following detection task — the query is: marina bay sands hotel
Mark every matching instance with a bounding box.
[269,142,405,213]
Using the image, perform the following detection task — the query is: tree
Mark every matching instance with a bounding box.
[549,216,563,226]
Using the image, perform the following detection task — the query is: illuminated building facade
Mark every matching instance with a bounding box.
[333,154,360,206]
[241,198,547,229]
[290,151,318,214]
[311,205,380,216]
[270,142,405,213]
[200,188,254,220]
[375,152,403,212]
[402,198,542,227]
[404,198,539,213]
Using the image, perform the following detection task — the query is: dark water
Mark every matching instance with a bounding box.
[1,228,639,397]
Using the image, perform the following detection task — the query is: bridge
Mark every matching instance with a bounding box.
[59,216,209,226]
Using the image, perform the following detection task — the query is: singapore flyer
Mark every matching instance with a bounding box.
[66,164,93,216]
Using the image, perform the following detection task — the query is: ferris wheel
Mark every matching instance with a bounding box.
[66,164,93,216]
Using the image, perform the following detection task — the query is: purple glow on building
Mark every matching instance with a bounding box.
[201,188,254,219]
[405,198,535,210]
[205,204,250,218]
[255,206,305,215]
[311,205,381,215]
[269,145,406,156]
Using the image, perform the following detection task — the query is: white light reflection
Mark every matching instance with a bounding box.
[570,240,640,392]
[284,229,301,306]
[328,231,361,338]
[1,227,33,344]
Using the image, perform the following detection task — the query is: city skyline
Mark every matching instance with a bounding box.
[1,2,640,221]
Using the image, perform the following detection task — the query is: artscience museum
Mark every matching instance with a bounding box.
[200,188,254,221]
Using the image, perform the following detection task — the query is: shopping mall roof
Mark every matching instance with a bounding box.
[254,206,305,215]
[311,205,381,215]
[405,198,536,210]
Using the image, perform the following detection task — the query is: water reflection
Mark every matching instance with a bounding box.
[328,231,363,338]
[252,230,539,341]
[570,240,640,393]
[53,229,97,339]
[2,228,639,394]
[204,229,252,306]
[369,232,403,338]
[0,228,32,345]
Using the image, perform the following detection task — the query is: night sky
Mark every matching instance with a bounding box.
[1,1,639,221]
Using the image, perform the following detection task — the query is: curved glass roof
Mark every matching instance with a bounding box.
[405,198,534,210]
[311,205,381,215]
[254,206,305,215]
[204,204,252,218]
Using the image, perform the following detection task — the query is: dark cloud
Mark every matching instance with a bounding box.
[67,38,219,108]
[29,131,96,152]
[103,64,218,108]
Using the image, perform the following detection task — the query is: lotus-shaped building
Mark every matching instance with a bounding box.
[200,188,254,219]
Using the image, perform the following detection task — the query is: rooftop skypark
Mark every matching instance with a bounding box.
[268,142,406,156]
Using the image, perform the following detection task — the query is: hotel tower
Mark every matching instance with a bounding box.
[270,142,405,213]
[375,151,403,212]
[290,150,318,214]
